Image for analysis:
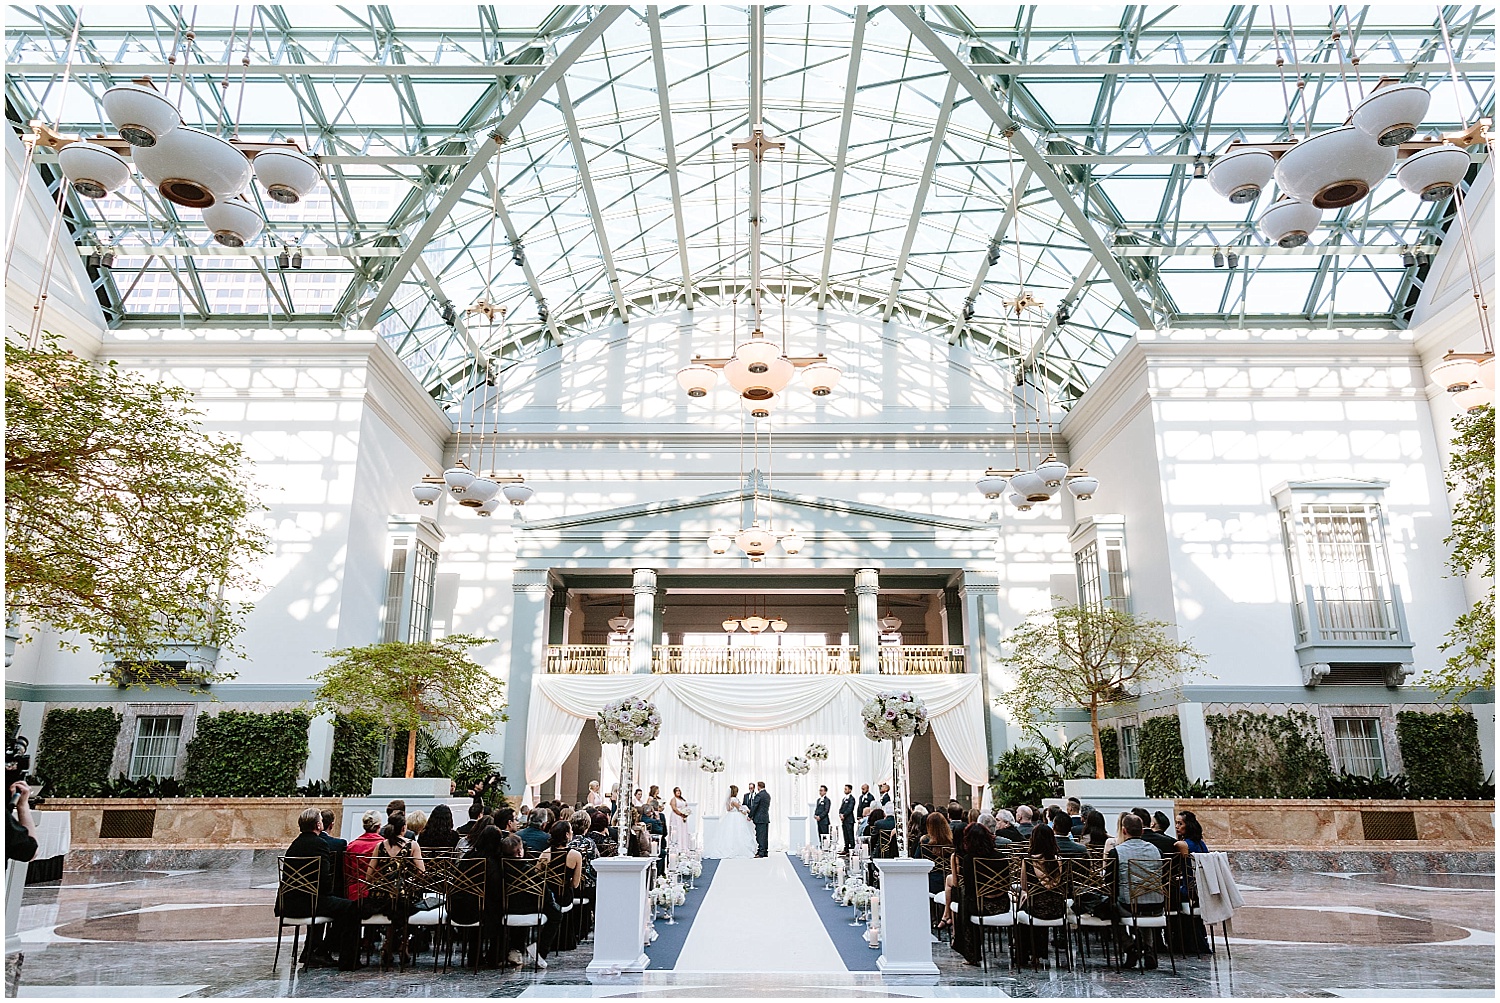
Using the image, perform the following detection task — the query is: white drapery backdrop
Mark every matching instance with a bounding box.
[524,674,987,849]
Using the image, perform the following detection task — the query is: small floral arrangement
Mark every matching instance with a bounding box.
[836,877,865,906]
[861,690,930,741]
[676,859,703,879]
[677,742,701,762]
[811,858,839,879]
[699,755,725,773]
[851,885,874,909]
[649,877,686,907]
[597,696,661,746]
[805,742,829,760]
[785,755,811,775]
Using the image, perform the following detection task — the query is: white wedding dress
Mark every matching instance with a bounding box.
[701,796,758,859]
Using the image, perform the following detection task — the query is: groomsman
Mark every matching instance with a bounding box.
[839,785,856,852]
[814,786,831,845]
[877,782,892,810]
[857,784,875,817]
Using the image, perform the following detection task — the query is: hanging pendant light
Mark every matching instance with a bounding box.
[252,147,320,204]
[608,596,633,634]
[801,358,842,396]
[132,126,252,208]
[57,141,131,199]
[676,361,717,398]
[1397,144,1470,202]
[102,82,181,147]
[1351,82,1432,147]
[501,481,534,506]
[708,530,733,555]
[1207,147,1275,204]
[444,463,476,496]
[779,531,805,555]
[1257,197,1323,248]
[1453,384,1494,412]
[734,524,776,561]
[722,334,796,402]
[879,612,902,632]
[202,198,264,247]
[742,613,770,634]
[975,469,1009,499]
[461,475,501,508]
[411,479,444,506]
[722,618,740,632]
[1066,473,1099,501]
[1432,352,1483,392]
[1034,455,1069,487]
[476,497,503,517]
[1273,126,1396,209]
[1009,469,1050,502]
[770,615,788,632]
[1007,491,1033,512]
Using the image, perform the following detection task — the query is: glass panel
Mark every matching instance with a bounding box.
[1333,718,1386,778]
[382,543,409,643]
[1076,541,1101,609]
[129,716,183,779]
[1119,725,1140,780]
[406,541,438,644]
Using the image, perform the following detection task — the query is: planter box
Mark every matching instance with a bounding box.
[1174,798,1494,850]
[44,797,343,850]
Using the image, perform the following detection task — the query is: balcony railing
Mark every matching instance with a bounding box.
[1293,585,1409,643]
[542,643,967,675]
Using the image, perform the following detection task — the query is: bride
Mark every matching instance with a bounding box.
[701,785,758,860]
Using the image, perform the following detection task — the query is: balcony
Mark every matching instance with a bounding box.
[543,643,966,675]
[1292,585,1414,686]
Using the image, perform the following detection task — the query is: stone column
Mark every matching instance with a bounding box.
[1178,702,1213,784]
[630,569,657,675]
[502,569,552,794]
[960,571,1007,759]
[855,568,880,674]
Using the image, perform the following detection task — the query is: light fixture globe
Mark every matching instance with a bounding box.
[1273,126,1396,209]
[880,613,902,632]
[202,198,264,247]
[1431,353,1482,392]
[1351,82,1431,147]
[411,481,443,506]
[1257,197,1322,248]
[463,476,501,505]
[676,362,717,398]
[976,471,1009,499]
[780,531,805,555]
[770,617,788,632]
[476,497,503,517]
[1479,355,1496,391]
[735,524,776,558]
[801,359,842,396]
[723,353,795,401]
[102,83,180,147]
[443,465,476,494]
[1453,383,1494,413]
[722,618,740,632]
[708,531,733,555]
[1009,469,1050,501]
[1007,491,1033,512]
[742,614,770,634]
[734,338,781,373]
[1034,456,1069,487]
[742,396,774,420]
[1397,144,1470,202]
[1207,147,1275,204]
[608,614,633,633]
[252,147,319,204]
[132,126,252,208]
[501,483,535,506]
[1066,474,1099,501]
[57,141,131,199]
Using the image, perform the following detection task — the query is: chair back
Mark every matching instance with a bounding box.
[363,851,410,911]
[970,856,1013,915]
[1020,857,1068,920]
[276,855,323,918]
[447,856,487,925]
[921,842,952,881]
[501,856,547,916]
[1121,857,1168,913]
[543,851,574,906]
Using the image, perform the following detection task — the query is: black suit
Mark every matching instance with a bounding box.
[857,791,875,817]
[838,794,856,850]
[277,831,364,969]
[814,796,831,839]
[749,788,771,857]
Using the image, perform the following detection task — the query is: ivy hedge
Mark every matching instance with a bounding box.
[1097,726,1121,779]
[4,707,19,747]
[990,747,1054,810]
[1139,714,1188,796]
[1396,710,1488,800]
[328,715,385,796]
[36,707,122,796]
[183,710,311,796]
[1207,709,1334,798]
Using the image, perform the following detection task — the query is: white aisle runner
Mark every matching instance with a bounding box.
[671,853,848,973]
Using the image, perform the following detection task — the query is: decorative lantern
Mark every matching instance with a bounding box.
[1273,126,1396,209]
[102,83,180,147]
[57,141,131,198]
[1206,147,1275,204]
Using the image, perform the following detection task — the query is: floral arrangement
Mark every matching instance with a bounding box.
[860,690,930,741]
[851,885,874,909]
[649,876,686,907]
[805,742,829,760]
[836,877,867,906]
[597,696,661,746]
[699,755,725,773]
[676,742,701,762]
[810,858,840,879]
[785,755,811,775]
[676,859,703,879]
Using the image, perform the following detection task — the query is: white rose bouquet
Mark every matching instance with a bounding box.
[597,696,662,746]
[649,877,686,907]
[677,742,701,762]
[785,755,811,776]
[860,690,930,741]
[805,742,829,760]
[676,859,702,879]
[699,755,725,774]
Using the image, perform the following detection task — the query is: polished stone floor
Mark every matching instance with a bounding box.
[7,862,1494,998]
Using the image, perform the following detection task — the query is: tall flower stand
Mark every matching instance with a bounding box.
[587,857,656,975]
[872,858,938,976]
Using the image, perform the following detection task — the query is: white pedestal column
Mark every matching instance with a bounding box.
[787,814,807,853]
[855,569,880,673]
[872,858,938,976]
[588,857,656,974]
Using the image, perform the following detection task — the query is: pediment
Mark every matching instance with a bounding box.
[515,487,997,569]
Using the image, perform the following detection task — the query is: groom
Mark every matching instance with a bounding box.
[750,781,771,858]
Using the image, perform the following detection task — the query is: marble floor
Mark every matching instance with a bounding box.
[6,862,1494,999]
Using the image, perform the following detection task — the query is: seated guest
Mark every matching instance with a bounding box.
[994,809,1026,844]
[537,821,584,958]
[405,809,428,841]
[385,800,407,831]
[1152,810,1174,837]
[496,807,519,833]
[866,808,899,857]
[1082,808,1110,853]
[457,801,483,838]
[587,809,616,857]
[950,818,1006,967]
[947,803,967,846]
[276,807,365,970]
[418,803,460,850]
[627,822,653,858]
[919,812,954,896]
[1052,811,1090,858]
[1015,804,1036,836]
[345,811,383,900]
[568,810,599,886]
[519,808,553,855]
[1017,825,1067,967]
[1132,807,1180,859]
[1108,812,1163,969]
[1067,797,1085,837]
[365,815,425,966]
[317,809,347,853]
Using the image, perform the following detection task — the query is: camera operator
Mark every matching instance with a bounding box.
[5,738,37,866]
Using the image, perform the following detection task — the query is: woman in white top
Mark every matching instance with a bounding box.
[586,780,607,808]
[668,786,692,851]
[701,785,757,859]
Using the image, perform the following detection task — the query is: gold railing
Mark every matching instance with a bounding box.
[542,643,967,674]
[877,644,967,674]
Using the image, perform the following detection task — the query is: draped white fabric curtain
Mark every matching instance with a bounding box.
[524,674,987,849]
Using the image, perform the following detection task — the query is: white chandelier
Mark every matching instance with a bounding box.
[723,598,787,634]
[412,355,533,515]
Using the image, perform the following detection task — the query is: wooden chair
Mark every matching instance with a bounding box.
[406,852,454,970]
[500,856,549,969]
[272,856,330,972]
[1120,858,1176,973]
[967,856,1018,971]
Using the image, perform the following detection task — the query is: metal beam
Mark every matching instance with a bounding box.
[1024,259,1099,369]
[483,167,565,345]
[1114,243,1438,257]
[884,75,960,321]
[817,5,868,310]
[966,59,1492,76]
[952,165,1033,343]
[555,76,629,321]
[359,7,623,328]
[4,60,553,79]
[648,6,694,308]
[891,5,1154,329]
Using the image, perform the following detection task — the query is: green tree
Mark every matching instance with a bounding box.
[1001,601,1205,779]
[1436,404,1494,700]
[312,636,505,778]
[4,337,267,683]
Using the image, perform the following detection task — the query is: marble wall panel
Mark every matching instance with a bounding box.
[47,797,342,849]
[1175,799,1494,850]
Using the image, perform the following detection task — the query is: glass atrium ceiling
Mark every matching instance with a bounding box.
[5,5,1495,402]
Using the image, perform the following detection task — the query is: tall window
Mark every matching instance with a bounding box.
[129,715,183,778]
[1071,516,1130,612]
[1118,724,1140,779]
[1332,717,1386,778]
[1280,502,1396,640]
[381,535,439,643]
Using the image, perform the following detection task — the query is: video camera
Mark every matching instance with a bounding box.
[6,736,31,803]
